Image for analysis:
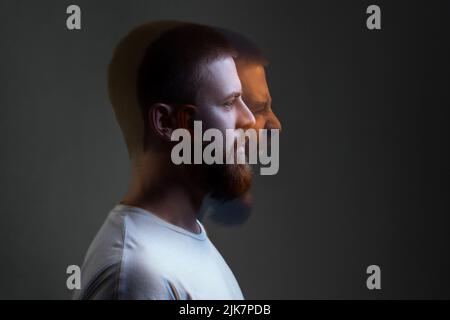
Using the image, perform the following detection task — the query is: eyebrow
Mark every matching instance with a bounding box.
[251,97,272,111]
[221,91,241,103]
[251,102,269,113]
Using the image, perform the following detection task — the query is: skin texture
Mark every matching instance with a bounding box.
[236,61,281,132]
[195,57,256,133]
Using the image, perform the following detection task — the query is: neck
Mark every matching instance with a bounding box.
[121,151,205,233]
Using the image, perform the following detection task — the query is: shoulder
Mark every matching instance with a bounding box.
[76,206,177,300]
[117,212,184,299]
[117,253,178,299]
[74,208,127,299]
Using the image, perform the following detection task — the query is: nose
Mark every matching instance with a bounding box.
[265,110,282,132]
[236,97,256,129]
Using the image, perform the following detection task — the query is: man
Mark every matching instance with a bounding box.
[221,29,281,134]
[74,24,255,299]
[103,21,281,227]
[201,28,282,225]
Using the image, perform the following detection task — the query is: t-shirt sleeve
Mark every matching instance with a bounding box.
[117,257,180,300]
[73,263,120,300]
[73,260,180,300]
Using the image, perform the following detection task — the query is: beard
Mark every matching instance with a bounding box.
[203,162,253,202]
[185,131,253,202]
[184,159,253,226]
[190,136,254,225]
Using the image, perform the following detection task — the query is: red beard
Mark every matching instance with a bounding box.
[205,162,253,201]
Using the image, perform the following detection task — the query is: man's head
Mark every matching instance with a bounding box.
[201,28,283,225]
[236,61,281,132]
[136,24,256,201]
[218,28,282,133]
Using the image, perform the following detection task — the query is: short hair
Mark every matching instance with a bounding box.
[137,24,237,149]
[108,21,184,158]
[216,28,268,66]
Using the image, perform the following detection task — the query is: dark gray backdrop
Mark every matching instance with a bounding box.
[1,0,449,299]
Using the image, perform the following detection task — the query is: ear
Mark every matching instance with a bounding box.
[148,103,196,141]
[148,103,176,141]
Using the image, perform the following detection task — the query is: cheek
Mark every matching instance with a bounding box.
[198,106,237,132]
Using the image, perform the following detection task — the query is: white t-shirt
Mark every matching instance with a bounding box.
[73,204,244,300]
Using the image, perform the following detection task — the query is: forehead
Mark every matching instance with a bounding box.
[198,57,241,97]
[236,62,270,102]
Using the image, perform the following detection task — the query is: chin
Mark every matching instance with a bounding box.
[208,163,253,202]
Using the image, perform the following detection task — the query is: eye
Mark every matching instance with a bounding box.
[223,98,235,107]
[251,102,268,114]
[222,93,241,108]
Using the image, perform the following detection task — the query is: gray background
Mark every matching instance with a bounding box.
[1,0,449,299]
